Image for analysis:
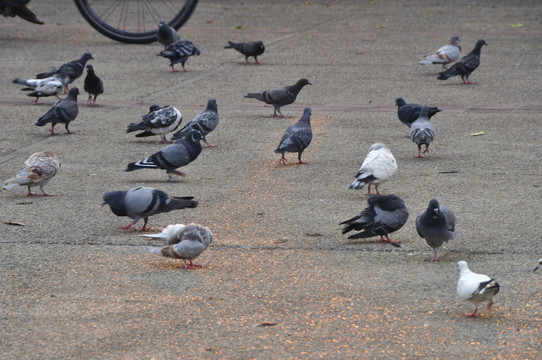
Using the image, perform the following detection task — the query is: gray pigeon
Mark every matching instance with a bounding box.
[457,261,500,317]
[102,187,197,231]
[158,39,201,72]
[156,19,180,49]
[409,106,435,158]
[437,39,487,84]
[171,98,218,147]
[126,105,182,143]
[224,40,265,64]
[142,223,213,269]
[396,98,441,128]
[340,194,409,247]
[125,129,202,182]
[12,76,63,104]
[274,107,312,165]
[416,199,456,262]
[36,52,94,92]
[83,64,103,106]
[419,36,462,70]
[35,87,79,135]
[245,78,311,117]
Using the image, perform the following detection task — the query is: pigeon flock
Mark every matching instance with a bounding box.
[3,23,526,318]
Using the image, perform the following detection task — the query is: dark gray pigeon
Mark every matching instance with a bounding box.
[36,52,94,92]
[396,98,441,128]
[340,194,409,247]
[156,19,180,49]
[102,187,197,231]
[158,39,201,72]
[126,105,182,143]
[12,76,63,104]
[224,40,265,64]
[35,87,79,135]
[171,98,218,147]
[125,129,202,182]
[416,199,456,262]
[409,106,435,158]
[142,223,213,269]
[437,39,487,84]
[274,107,312,165]
[83,64,103,106]
[245,78,311,117]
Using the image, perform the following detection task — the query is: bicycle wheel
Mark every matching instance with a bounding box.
[74,0,198,44]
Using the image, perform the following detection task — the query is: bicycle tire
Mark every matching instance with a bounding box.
[74,0,198,44]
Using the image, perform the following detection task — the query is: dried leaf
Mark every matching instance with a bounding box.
[231,25,243,30]
[4,221,25,226]
[274,239,288,244]
[471,131,485,136]
[253,322,277,327]
[510,23,524,27]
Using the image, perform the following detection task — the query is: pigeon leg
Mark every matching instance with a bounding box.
[184,260,202,269]
[65,123,72,134]
[380,235,400,245]
[487,301,495,311]
[93,95,98,105]
[365,184,373,195]
[416,145,423,158]
[50,124,57,135]
[297,152,308,164]
[254,56,261,65]
[276,108,285,118]
[87,95,92,106]
[34,97,39,104]
[465,306,480,318]
[181,63,188,73]
[278,154,287,165]
[423,145,430,154]
[374,184,382,195]
[425,250,439,262]
[27,186,37,196]
[137,218,149,232]
[159,135,170,144]
[39,184,53,196]
[63,86,69,94]
[244,56,250,65]
[203,136,216,147]
[171,65,178,72]
[120,218,140,230]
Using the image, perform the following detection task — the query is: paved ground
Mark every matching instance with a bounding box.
[1,0,541,359]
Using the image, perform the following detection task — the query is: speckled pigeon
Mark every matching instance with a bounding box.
[127,105,182,143]
[12,76,63,104]
[171,98,218,147]
[158,39,201,72]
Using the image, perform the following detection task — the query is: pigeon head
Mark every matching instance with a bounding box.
[534,259,542,271]
[186,129,202,143]
[450,36,461,50]
[419,106,429,118]
[428,199,441,217]
[102,191,127,216]
[206,98,217,112]
[69,87,80,97]
[395,98,406,107]
[476,39,488,47]
[149,104,161,112]
[300,107,312,124]
[158,19,166,28]
[86,64,94,72]
[368,143,386,152]
[256,41,265,51]
[81,52,94,62]
[296,78,312,88]
[457,260,470,275]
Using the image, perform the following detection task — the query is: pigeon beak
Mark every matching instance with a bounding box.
[101,202,106,206]
[308,82,312,85]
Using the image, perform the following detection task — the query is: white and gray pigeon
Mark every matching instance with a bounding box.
[419,36,462,70]
[125,129,202,182]
[35,87,79,135]
[156,19,180,49]
[274,107,312,165]
[102,187,198,231]
[396,98,441,128]
[12,76,63,104]
[340,194,409,247]
[126,105,182,143]
[457,261,500,317]
[3,151,60,196]
[409,106,435,158]
[438,39,488,84]
[171,98,218,147]
[349,143,397,195]
[142,223,213,269]
[158,39,201,72]
[224,40,265,64]
[36,52,94,92]
[245,78,311,117]
[534,259,542,271]
[83,64,103,106]
[416,199,456,262]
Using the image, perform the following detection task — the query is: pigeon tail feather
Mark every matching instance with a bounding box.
[437,67,457,80]
[244,93,265,102]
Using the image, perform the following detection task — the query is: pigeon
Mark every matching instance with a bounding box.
[12,77,63,104]
[534,259,542,271]
[156,19,180,49]
[125,129,202,182]
[171,98,218,147]
[340,194,409,247]
[35,87,79,135]
[36,52,94,92]
[395,98,441,128]
[102,187,198,231]
[274,107,312,165]
[349,143,397,195]
[224,40,265,64]
[158,39,201,72]
[419,36,462,70]
[245,78,311,117]
[3,151,60,196]
[126,105,182,143]
[437,39,488,84]
[83,64,103,106]
[409,106,435,158]
[416,199,456,262]
[457,261,500,317]
[142,223,213,269]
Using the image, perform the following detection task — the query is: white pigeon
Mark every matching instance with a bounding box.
[12,77,63,104]
[419,36,462,70]
[349,143,397,195]
[534,258,542,271]
[3,151,60,196]
[456,261,500,317]
[142,223,213,269]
